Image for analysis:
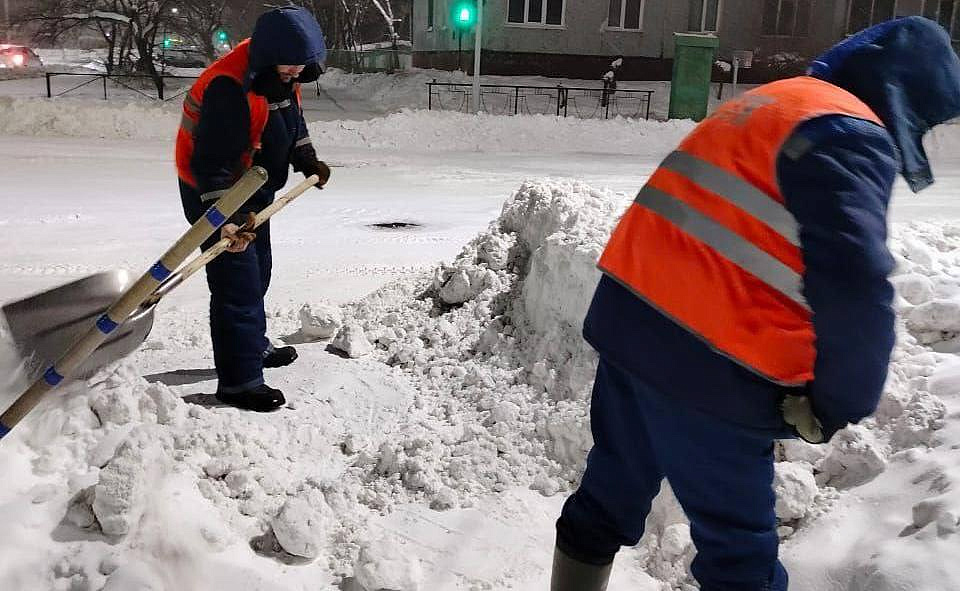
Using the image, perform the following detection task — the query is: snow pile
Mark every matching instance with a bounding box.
[319,68,705,119]
[0,94,693,154]
[0,96,178,140]
[307,110,694,155]
[3,181,960,589]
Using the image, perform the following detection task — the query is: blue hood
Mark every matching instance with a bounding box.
[809,16,960,192]
[246,7,326,88]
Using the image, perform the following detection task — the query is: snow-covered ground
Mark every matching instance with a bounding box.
[1,76,960,590]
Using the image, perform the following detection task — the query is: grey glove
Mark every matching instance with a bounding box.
[782,395,825,444]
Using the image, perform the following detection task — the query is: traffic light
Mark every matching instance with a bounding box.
[217,30,228,42]
[452,0,476,30]
[163,37,172,48]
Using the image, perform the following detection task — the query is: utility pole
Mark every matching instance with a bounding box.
[472,0,482,113]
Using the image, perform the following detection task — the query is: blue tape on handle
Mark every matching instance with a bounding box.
[96,314,119,335]
[43,366,64,387]
[150,261,172,282]
[205,206,226,228]
[0,423,9,440]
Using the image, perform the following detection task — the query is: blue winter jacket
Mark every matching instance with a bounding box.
[583,17,960,438]
[189,7,326,209]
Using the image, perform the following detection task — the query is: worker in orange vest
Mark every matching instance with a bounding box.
[176,8,330,412]
[551,17,960,591]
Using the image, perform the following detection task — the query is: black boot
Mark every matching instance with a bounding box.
[550,545,613,591]
[216,384,286,412]
[263,345,298,368]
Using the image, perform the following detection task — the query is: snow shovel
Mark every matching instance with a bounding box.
[2,174,320,389]
[0,167,269,440]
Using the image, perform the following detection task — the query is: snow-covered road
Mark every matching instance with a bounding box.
[2,105,960,590]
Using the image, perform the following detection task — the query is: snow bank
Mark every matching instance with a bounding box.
[0,97,177,140]
[3,180,960,589]
[307,110,693,155]
[0,95,691,154]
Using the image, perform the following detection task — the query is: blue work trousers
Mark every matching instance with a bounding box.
[557,358,788,591]
[180,182,273,393]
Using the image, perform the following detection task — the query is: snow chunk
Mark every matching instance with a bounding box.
[773,462,818,521]
[780,439,828,466]
[353,536,424,591]
[434,265,500,305]
[271,496,331,559]
[93,431,164,536]
[820,426,886,489]
[893,274,935,306]
[332,322,374,358]
[299,301,344,339]
[907,299,960,333]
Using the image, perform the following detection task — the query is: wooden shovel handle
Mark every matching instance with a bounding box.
[0,167,269,437]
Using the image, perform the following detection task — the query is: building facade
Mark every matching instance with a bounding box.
[413,0,960,80]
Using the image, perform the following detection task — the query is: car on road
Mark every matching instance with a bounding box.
[0,45,43,69]
[158,48,209,69]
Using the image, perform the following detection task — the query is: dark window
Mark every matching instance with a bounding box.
[941,0,957,29]
[508,0,564,25]
[896,0,925,16]
[795,0,811,35]
[704,0,720,30]
[875,0,896,20]
[849,0,874,32]
[508,0,525,23]
[623,0,642,28]
[688,0,705,30]
[763,0,811,36]
[427,0,434,28]
[546,0,564,24]
[689,0,720,31]
[777,0,797,35]
[608,0,623,27]
[953,0,960,37]
[762,0,779,34]
[528,0,543,22]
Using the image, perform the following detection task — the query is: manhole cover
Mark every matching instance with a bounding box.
[368,222,422,230]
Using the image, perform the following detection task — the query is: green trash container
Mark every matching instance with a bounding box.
[669,33,719,122]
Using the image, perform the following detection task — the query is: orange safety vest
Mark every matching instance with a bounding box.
[598,76,883,386]
[175,39,301,188]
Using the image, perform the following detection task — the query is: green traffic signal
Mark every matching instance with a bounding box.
[452,1,476,29]
[163,37,172,48]
[217,30,228,42]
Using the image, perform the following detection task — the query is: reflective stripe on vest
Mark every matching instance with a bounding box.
[598,76,884,385]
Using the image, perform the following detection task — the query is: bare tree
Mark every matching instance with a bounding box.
[21,0,176,96]
[175,0,259,62]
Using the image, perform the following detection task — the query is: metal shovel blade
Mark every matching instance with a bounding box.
[1,270,155,381]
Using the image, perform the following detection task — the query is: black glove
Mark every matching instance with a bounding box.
[291,142,331,188]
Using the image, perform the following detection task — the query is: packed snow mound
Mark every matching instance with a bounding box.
[0,94,694,154]
[3,182,960,589]
[307,110,694,155]
[0,97,178,140]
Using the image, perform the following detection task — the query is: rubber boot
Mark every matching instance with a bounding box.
[550,545,613,591]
